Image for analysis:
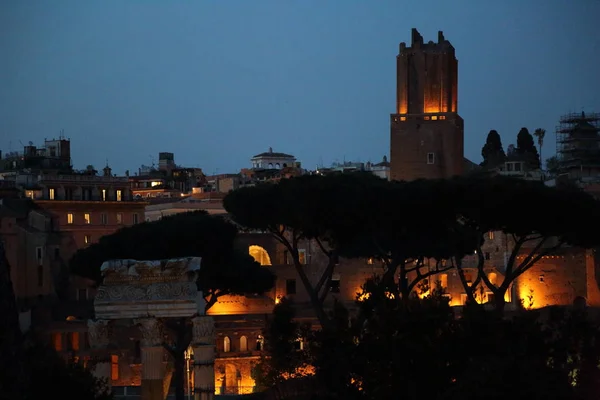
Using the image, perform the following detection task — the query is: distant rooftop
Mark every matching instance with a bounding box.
[252,147,295,159]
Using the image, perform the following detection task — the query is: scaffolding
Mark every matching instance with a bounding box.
[555,111,600,176]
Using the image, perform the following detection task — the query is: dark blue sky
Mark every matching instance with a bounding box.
[2,1,599,175]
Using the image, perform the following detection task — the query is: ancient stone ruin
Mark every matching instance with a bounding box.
[88,257,215,400]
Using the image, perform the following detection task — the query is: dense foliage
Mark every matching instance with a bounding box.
[225,172,600,319]
[256,280,600,400]
[481,129,507,168]
[69,210,275,310]
[517,127,541,169]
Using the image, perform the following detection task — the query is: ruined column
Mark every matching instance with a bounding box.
[136,318,165,400]
[191,315,216,400]
[87,319,112,393]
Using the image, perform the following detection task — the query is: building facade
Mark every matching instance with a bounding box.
[251,148,297,170]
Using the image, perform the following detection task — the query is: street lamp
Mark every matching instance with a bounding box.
[184,347,194,400]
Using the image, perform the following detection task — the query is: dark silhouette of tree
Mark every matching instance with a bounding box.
[450,175,600,313]
[69,211,275,400]
[224,172,387,330]
[70,211,274,310]
[251,298,311,389]
[309,278,579,400]
[445,307,573,400]
[516,127,541,169]
[547,156,560,174]
[0,240,111,400]
[347,278,459,400]
[480,130,507,168]
[534,128,546,169]
[339,178,479,302]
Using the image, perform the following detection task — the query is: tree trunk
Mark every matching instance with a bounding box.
[173,350,186,400]
[398,263,410,302]
[290,260,332,331]
[494,288,508,315]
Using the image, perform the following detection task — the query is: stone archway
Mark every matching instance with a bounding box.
[224,364,239,394]
[87,257,216,400]
[248,245,271,266]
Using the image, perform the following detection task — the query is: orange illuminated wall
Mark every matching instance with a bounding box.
[396,29,458,115]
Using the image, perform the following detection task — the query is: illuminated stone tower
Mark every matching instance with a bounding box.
[390,28,464,181]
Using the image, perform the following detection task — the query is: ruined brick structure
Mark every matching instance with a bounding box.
[390,28,464,181]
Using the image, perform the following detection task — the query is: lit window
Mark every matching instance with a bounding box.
[53,333,63,351]
[439,116,446,120]
[424,116,430,120]
[440,274,448,288]
[70,332,80,351]
[427,153,435,164]
[116,190,122,202]
[101,189,107,201]
[223,336,231,353]
[298,249,307,265]
[84,235,91,244]
[366,258,374,265]
[400,116,406,121]
[67,213,74,224]
[116,213,123,225]
[84,213,91,224]
[49,188,55,200]
[240,336,248,352]
[431,116,438,121]
[488,231,495,240]
[111,355,119,380]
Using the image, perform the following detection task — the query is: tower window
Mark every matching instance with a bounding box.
[427,153,435,164]
[439,116,446,120]
[424,116,430,120]
[400,117,406,121]
[431,116,438,121]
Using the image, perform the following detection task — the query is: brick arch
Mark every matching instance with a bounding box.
[224,364,239,393]
[248,245,272,266]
